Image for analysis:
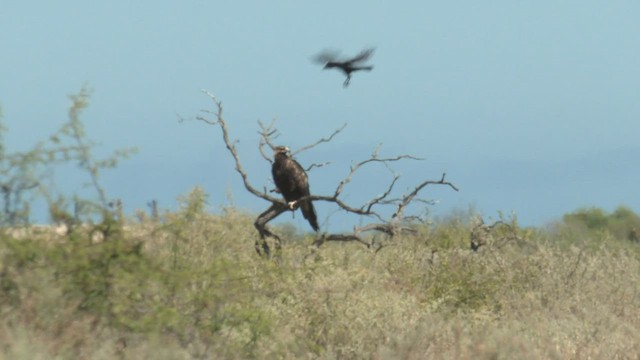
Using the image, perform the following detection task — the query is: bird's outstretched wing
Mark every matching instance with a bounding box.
[312,50,341,64]
[346,48,375,65]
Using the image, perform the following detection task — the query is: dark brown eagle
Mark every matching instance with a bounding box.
[272,146,319,232]
[313,47,375,87]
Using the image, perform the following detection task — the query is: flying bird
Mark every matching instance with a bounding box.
[271,146,319,232]
[313,47,375,87]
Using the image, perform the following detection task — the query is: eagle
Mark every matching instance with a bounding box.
[271,146,319,232]
[313,47,375,87]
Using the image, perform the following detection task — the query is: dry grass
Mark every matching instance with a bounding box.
[1,204,639,359]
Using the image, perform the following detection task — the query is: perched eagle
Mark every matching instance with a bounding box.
[272,146,319,232]
[313,47,375,87]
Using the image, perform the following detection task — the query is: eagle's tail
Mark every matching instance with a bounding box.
[300,200,319,232]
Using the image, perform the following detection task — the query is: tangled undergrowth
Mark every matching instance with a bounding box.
[1,197,639,360]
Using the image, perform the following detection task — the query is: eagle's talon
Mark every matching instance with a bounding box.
[287,201,297,210]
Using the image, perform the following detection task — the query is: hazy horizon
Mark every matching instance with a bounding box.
[2,1,639,229]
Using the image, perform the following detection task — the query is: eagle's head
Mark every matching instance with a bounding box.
[273,145,291,158]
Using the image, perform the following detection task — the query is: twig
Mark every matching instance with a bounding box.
[293,123,347,155]
[257,119,278,164]
[196,90,283,204]
[363,175,399,213]
[393,173,459,219]
[305,162,331,172]
[334,155,422,199]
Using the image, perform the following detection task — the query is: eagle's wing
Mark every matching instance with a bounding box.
[291,159,319,231]
[290,159,310,194]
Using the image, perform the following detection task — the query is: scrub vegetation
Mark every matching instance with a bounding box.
[1,91,639,359]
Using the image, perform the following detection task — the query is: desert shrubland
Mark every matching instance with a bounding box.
[1,90,639,359]
[1,198,640,359]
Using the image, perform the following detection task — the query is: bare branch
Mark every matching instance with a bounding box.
[363,175,399,214]
[356,223,418,237]
[393,173,459,219]
[313,233,371,248]
[293,123,347,155]
[305,162,331,172]
[413,198,439,205]
[334,154,422,200]
[258,143,272,163]
[196,90,283,205]
[257,119,278,164]
[311,222,418,250]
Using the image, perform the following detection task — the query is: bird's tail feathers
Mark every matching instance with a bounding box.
[300,200,319,232]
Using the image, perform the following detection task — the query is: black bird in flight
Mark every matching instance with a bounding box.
[313,47,375,87]
[271,146,319,232]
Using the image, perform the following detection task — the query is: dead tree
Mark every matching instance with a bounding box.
[195,90,458,256]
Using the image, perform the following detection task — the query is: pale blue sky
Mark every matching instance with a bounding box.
[1,1,639,228]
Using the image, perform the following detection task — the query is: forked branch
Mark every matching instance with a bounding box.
[293,123,347,155]
[196,91,282,204]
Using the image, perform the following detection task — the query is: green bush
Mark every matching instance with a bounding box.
[562,205,640,243]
